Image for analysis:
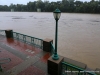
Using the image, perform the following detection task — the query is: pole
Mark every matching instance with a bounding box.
[52,20,59,60]
[55,20,58,55]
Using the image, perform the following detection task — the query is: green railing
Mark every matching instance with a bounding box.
[62,62,97,75]
[0,30,5,36]
[0,30,43,49]
[13,32,43,49]
[50,42,55,55]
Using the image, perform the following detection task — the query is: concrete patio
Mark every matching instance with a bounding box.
[0,35,50,75]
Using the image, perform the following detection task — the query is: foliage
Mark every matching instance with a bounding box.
[0,0,100,13]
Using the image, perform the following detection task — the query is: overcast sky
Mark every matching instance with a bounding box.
[0,0,91,6]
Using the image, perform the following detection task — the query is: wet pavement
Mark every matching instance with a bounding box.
[0,35,50,75]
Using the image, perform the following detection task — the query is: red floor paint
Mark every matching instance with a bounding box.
[40,53,51,63]
[17,66,46,75]
[0,47,23,71]
[2,38,41,56]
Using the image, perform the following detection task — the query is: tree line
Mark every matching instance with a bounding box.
[0,0,100,13]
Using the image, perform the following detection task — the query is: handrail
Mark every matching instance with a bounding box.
[0,30,43,49]
[50,42,55,55]
[0,30,5,36]
[13,32,43,49]
[0,30,5,31]
[13,32,43,40]
[62,62,97,75]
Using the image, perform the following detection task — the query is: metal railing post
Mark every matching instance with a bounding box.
[12,31,43,49]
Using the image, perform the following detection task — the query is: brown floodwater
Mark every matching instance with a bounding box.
[0,12,100,69]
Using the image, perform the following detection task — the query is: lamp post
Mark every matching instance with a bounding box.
[52,8,61,60]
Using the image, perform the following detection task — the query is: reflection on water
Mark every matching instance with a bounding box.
[0,12,100,69]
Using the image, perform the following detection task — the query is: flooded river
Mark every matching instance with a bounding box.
[0,12,100,69]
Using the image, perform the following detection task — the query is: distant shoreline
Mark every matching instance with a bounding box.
[0,11,100,14]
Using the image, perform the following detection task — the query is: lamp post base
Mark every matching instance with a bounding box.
[52,54,59,60]
[48,55,64,75]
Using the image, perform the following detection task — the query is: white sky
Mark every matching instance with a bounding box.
[0,0,91,6]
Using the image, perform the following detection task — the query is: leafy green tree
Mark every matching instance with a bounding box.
[44,1,49,11]
[0,0,100,13]
[27,1,37,11]
[61,0,70,12]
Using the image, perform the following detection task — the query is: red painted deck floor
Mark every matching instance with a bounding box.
[17,66,45,75]
[0,36,50,75]
[40,53,51,63]
[0,47,23,71]
[2,38,41,56]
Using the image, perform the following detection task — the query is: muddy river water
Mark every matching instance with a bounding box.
[0,12,100,69]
